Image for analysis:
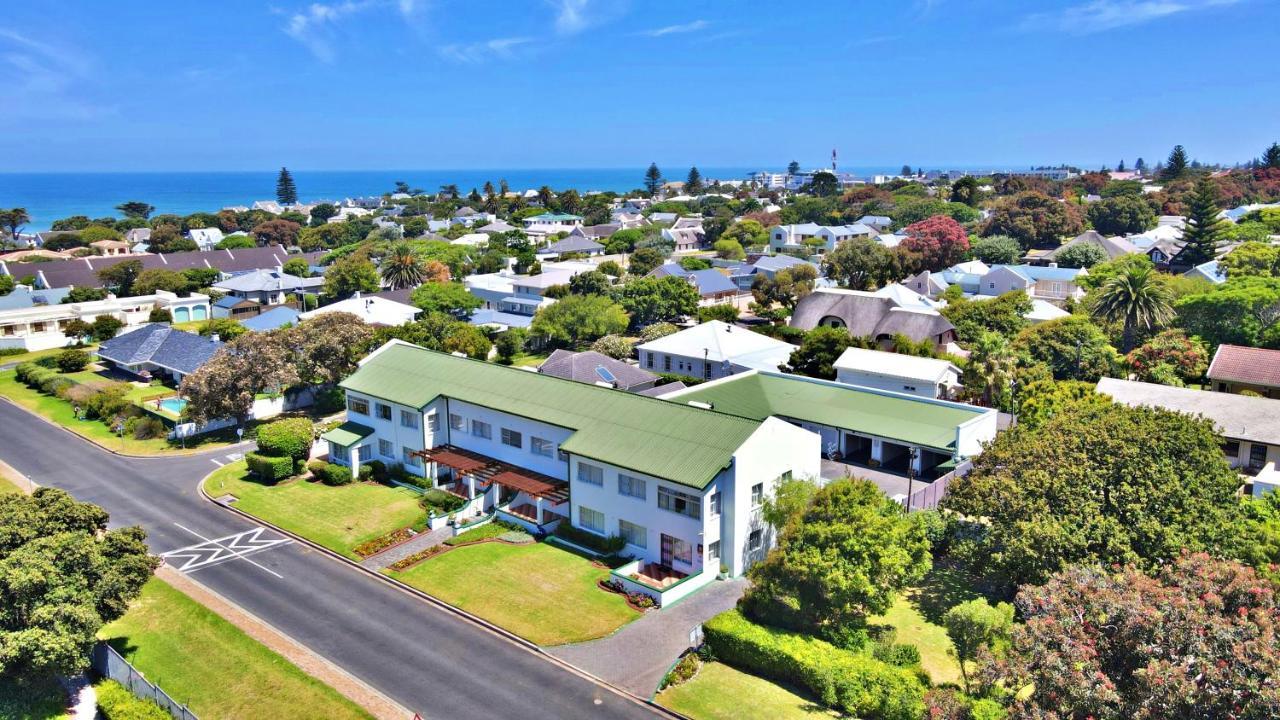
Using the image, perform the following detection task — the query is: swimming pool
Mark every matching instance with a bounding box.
[159,397,188,414]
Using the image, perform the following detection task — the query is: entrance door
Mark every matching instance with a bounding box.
[1250,444,1268,471]
[661,534,674,566]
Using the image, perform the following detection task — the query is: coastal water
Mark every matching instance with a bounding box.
[0,166,908,230]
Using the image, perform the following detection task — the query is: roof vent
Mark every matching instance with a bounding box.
[686,400,714,410]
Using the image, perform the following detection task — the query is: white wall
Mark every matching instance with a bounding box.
[955,408,999,459]
[835,368,955,399]
[440,399,574,479]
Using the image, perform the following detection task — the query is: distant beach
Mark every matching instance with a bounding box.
[0,167,916,231]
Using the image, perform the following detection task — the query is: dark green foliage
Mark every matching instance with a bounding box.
[90,315,125,342]
[54,349,91,372]
[1178,176,1227,266]
[306,460,353,486]
[871,640,922,668]
[552,523,626,555]
[781,326,851,379]
[941,291,1032,343]
[95,679,171,720]
[254,417,314,464]
[246,452,295,482]
[613,275,699,328]
[696,304,739,323]
[968,235,1022,265]
[1086,195,1155,235]
[1012,316,1118,381]
[276,167,298,204]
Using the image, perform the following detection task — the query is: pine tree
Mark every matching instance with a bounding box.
[1180,177,1225,266]
[276,167,298,205]
[1117,159,1126,172]
[644,163,663,197]
[685,166,703,194]
[901,164,912,176]
[1161,145,1189,180]
[787,160,801,175]
[1263,142,1280,169]
[1135,157,1146,173]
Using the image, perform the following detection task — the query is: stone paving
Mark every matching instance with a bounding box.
[359,525,455,571]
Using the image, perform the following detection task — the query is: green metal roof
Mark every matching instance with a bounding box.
[340,343,763,489]
[673,373,986,452]
[321,421,375,447]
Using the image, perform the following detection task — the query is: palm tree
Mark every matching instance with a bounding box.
[1090,263,1174,352]
[380,243,427,290]
[963,331,1017,409]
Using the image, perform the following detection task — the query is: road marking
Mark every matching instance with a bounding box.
[210,458,225,467]
[164,524,289,579]
[225,453,242,461]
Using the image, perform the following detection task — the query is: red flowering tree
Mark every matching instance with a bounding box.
[983,553,1280,720]
[901,215,969,270]
[1125,329,1208,385]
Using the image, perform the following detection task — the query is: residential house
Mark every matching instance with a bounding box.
[90,240,132,257]
[611,211,649,229]
[0,286,72,310]
[726,255,820,292]
[636,320,794,381]
[97,323,221,383]
[661,217,706,253]
[326,341,820,592]
[0,290,210,351]
[1024,230,1138,266]
[299,292,419,327]
[1185,259,1228,284]
[649,264,740,304]
[904,262,1087,304]
[210,267,323,318]
[541,232,605,258]
[1207,345,1280,398]
[834,347,962,400]
[537,349,659,392]
[769,223,876,254]
[239,305,301,332]
[0,249,71,263]
[523,213,584,240]
[648,212,680,224]
[1,246,321,291]
[663,370,997,479]
[188,228,225,251]
[450,233,490,248]
[791,288,959,350]
[856,215,893,232]
[477,220,518,235]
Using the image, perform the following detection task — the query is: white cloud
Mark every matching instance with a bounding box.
[438,36,533,64]
[1021,0,1240,34]
[280,0,383,61]
[551,0,592,34]
[0,29,113,121]
[643,19,709,37]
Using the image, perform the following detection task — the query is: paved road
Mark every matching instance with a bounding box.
[0,401,658,720]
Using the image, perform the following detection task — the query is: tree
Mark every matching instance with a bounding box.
[942,402,1244,594]
[62,318,92,342]
[627,247,665,277]
[530,294,629,348]
[988,554,1280,720]
[323,254,380,299]
[741,478,930,640]
[721,219,768,249]
[968,235,1022,265]
[289,312,374,385]
[760,475,820,530]
[893,198,981,227]
[309,203,338,226]
[1264,142,1280,169]
[0,488,157,680]
[752,265,817,311]
[782,326,852,379]
[216,234,256,250]
[1013,315,1118,381]
[685,167,703,194]
[787,160,801,175]
[198,317,246,340]
[822,237,896,290]
[589,334,633,360]
[568,270,611,297]
[901,215,969,270]
[1179,176,1226,266]
[613,275,699,328]
[713,239,746,260]
[644,163,663,197]
[1220,241,1280,278]
[1090,261,1174,352]
[1054,241,1107,269]
[940,291,1032,343]
[256,417,314,467]
[379,242,427,290]
[805,171,839,197]
[253,219,302,247]
[943,599,1012,695]
[181,332,299,426]
[949,176,981,207]
[1086,194,1155,235]
[962,331,1016,408]
[131,268,190,296]
[697,304,739,324]
[441,323,491,359]
[604,228,642,254]
[1174,276,1280,349]
[96,259,143,296]
[0,275,13,296]
[0,207,30,248]
[1161,144,1189,180]
[982,192,1085,249]
[1126,329,1208,385]
[276,167,298,204]
[409,281,481,316]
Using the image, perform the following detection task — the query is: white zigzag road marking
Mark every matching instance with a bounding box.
[161,527,290,576]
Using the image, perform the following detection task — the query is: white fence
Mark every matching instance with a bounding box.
[91,642,199,720]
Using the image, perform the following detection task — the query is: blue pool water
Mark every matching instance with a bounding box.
[159,397,188,414]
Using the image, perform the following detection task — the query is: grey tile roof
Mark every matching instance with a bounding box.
[790,290,955,343]
[98,324,222,375]
[2,247,325,290]
[636,381,686,397]
[1097,377,1280,445]
[544,235,605,254]
[212,268,323,293]
[537,349,657,390]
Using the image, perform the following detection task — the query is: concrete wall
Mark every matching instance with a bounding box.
[835,368,955,399]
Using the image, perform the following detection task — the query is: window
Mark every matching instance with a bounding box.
[449,414,463,431]
[403,447,422,468]
[903,385,917,392]
[401,410,419,429]
[618,474,646,500]
[471,420,491,439]
[376,403,392,421]
[1222,441,1241,457]
[579,505,605,534]
[751,482,764,507]
[347,397,369,415]
[646,353,653,369]
[531,437,553,457]
[426,413,438,431]
[578,462,603,486]
[709,492,721,516]
[704,361,712,380]
[378,439,393,458]
[500,428,522,448]
[748,529,763,551]
[658,486,701,519]
[669,536,693,564]
[988,282,995,289]
[1250,444,1268,469]
[619,519,647,548]
[663,355,671,372]
[331,444,349,461]
[707,540,721,560]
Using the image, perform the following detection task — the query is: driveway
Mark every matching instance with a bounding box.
[0,400,659,720]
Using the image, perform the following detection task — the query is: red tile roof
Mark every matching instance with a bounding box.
[1207,344,1280,387]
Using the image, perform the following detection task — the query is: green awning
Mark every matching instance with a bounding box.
[320,421,374,447]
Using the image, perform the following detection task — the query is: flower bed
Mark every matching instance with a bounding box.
[388,543,451,571]
[598,578,657,611]
[353,527,417,558]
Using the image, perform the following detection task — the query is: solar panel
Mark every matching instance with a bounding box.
[594,365,617,383]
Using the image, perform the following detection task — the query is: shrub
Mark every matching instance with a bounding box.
[969,699,1007,720]
[95,680,171,720]
[132,417,166,440]
[446,520,523,545]
[0,347,25,356]
[54,348,91,372]
[82,383,131,420]
[590,334,634,360]
[21,366,57,388]
[420,488,465,514]
[872,641,922,668]
[364,459,386,481]
[13,362,40,384]
[247,452,296,482]
[661,652,701,689]
[255,417,313,463]
[553,523,627,555]
[40,375,74,397]
[703,610,925,720]
[306,459,353,485]
[147,307,173,323]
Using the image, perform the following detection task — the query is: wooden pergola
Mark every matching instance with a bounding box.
[411,445,570,518]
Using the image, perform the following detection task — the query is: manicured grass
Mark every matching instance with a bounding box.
[506,352,549,368]
[657,662,839,720]
[205,460,426,560]
[0,370,233,455]
[0,674,69,720]
[0,474,22,494]
[870,594,961,685]
[0,344,98,368]
[99,579,372,720]
[386,540,638,645]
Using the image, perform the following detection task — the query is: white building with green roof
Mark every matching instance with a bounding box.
[326,340,820,595]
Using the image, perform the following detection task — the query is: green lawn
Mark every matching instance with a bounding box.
[387,540,638,646]
[0,370,233,455]
[870,594,961,685]
[0,344,98,368]
[0,474,22,494]
[99,579,372,720]
[205,460,426,560]
[0,674,69,720]
[504,352,549,368]
[657,662,840,720]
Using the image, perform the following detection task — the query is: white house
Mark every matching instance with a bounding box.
[834,347,962,400]
[635,320,795,381]
[769,223,876,254]
[0,290,211,351]
[299,293,419,326]
[188,227,225,251]
[325,341,821,600]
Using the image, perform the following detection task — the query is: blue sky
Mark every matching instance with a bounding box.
[2,0,1275,172]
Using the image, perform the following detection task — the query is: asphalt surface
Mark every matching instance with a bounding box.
[0,400,660,720]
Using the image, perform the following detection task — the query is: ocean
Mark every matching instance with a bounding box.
[0,167,905,231]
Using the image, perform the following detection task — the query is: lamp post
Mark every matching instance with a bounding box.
[905,447,918,512]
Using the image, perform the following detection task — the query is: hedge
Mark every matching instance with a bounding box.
[307,459,354,486]
[255,417,313,463]
[703,610,925,720]
[553,523,626,555]
[95,680,171,720]
[246,452,295,482]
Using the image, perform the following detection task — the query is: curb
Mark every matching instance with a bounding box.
[197,464,685,719]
